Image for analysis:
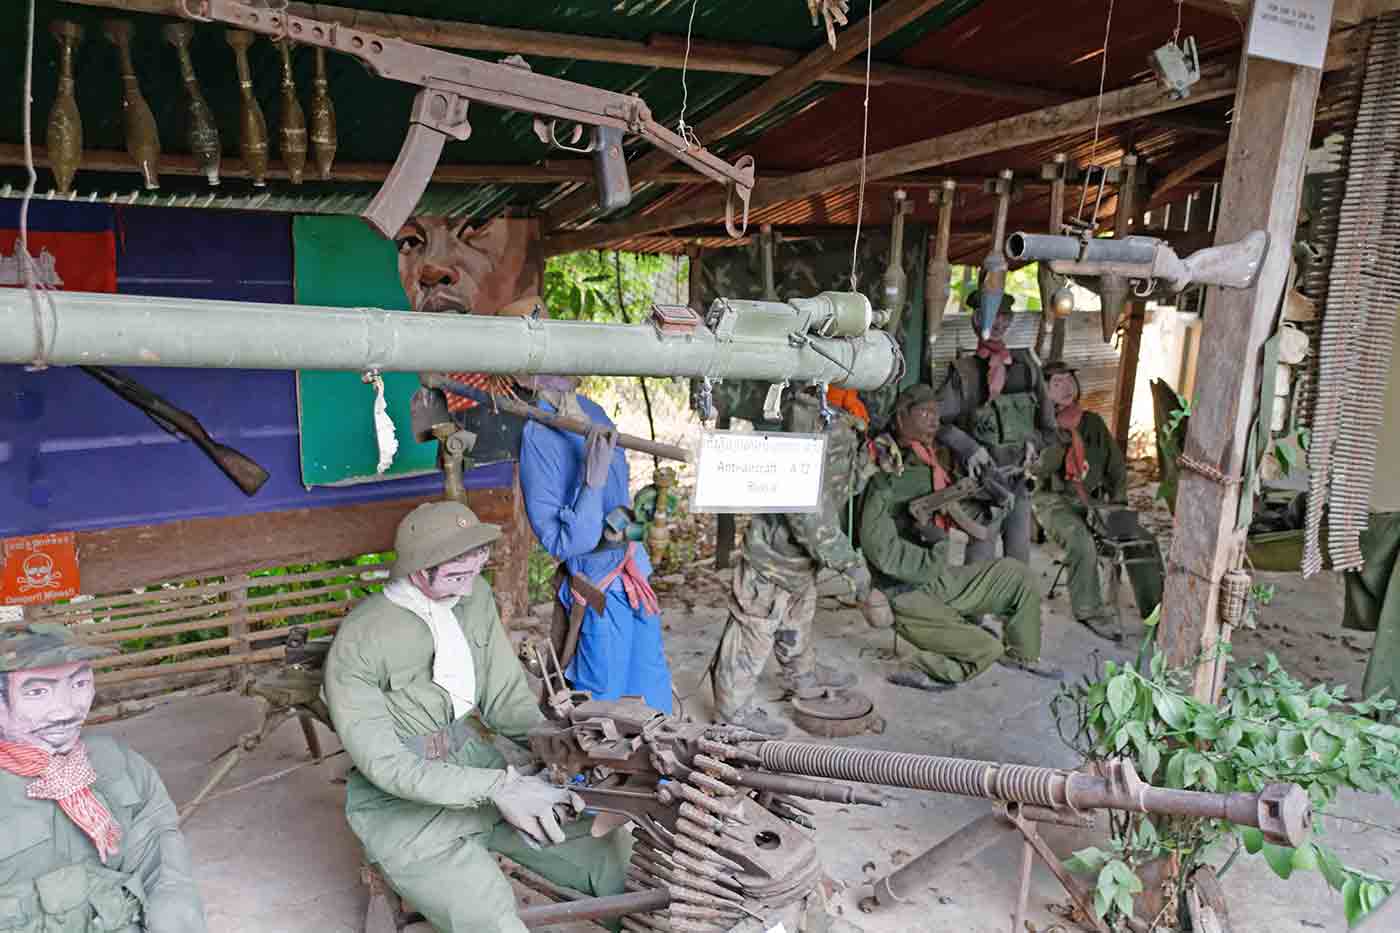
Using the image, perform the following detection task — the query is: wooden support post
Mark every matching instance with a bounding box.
[497,472,533,628]
[687,244,736,569]
[1111,155,1144,456]
[227,573,251,691]
[1157,42,1323,701]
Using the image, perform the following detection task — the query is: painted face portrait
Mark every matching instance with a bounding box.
[411,546,491,600]
[394,216,512,315]
[0,662,96,755]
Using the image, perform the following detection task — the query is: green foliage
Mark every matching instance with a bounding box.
[543,249,673,324]
[947,263,1043,312]
[1156,393,1193,511]
[527,544,557,606]
[1054,648,1400,928]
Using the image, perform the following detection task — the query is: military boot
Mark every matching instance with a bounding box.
[788,664,857,699]
[720,705,789,737]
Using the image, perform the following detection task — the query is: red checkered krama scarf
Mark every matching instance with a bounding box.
[441,373,518,413]
[976,338,1013,399]
[1056,402,1091,503]
[0,740,122,863]
[908,441,953,531]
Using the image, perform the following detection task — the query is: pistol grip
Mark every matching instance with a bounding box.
[591,125,632,212]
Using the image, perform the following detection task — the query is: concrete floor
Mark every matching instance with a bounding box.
[91,545,1399,933]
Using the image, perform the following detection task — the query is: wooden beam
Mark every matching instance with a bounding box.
[541,0,955,231]
[1111,155,1145,455]
[543,69,1240,256]
[1157,46,1323,700]
[1146,142,1230,208]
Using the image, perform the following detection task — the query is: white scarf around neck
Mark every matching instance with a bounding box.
[383,578,476,719]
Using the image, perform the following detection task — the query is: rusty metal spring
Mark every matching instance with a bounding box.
[1304,13,1400,576]
[756,742,1068,809]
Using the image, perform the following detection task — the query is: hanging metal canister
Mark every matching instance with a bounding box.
[46,20,84,195]
[308,46,337,181]
[104,19,160,190]
[226,29,269,187]
[163,23,221,186]
[275,38,307,184]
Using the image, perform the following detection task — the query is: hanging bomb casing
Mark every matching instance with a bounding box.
[308,47,337,180]
[46,20,84,195]
[275,38,308,184]
[226,29,269,187]
[104,19,160,190]
[164,23,221,186]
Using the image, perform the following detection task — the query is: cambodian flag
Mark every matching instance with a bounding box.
[0,200,116,294]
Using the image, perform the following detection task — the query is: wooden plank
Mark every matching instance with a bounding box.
[1147,143,1230,209]
[96,646,287,687]
[543,70,1241,256]
[1157,48,1323,700]
[541,0,955,231]
[71,491,511,594]
[1112,156,1145,454]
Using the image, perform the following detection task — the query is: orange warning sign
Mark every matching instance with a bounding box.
[1,533,80,606]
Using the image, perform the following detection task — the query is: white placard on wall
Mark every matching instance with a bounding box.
[692,431,827,514]
[1247,0,1335,69]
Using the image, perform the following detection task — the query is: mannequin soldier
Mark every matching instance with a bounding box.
[934,294,1057,563]
[860,385,1061,689]
[323,501,630,933]
[0,624,206,932]
[712,385,873,737]
[1033,362,1164,637]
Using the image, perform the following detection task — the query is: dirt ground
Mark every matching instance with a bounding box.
[87,452,1400,933]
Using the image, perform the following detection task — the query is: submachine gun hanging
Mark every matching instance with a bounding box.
[176,0,756,237]
[521,658,1312,933]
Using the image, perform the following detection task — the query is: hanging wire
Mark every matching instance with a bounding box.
[676,0,703,150]
[1173,0,1184,44]
[848,0,874,291]
[1074,0,1117,228]
[19,0,56,371]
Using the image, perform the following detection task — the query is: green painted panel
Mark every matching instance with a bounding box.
[293,214,439,486]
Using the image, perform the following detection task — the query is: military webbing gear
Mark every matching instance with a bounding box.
[0,624,113,673]
[391,501,501,578]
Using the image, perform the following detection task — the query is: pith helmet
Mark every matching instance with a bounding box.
[0,623,114,673]
[391,501,501,578]
[894,382,939,415]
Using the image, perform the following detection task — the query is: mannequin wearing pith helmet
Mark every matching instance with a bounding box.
[323,501,630,932]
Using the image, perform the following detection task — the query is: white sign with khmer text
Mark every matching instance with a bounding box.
[1247,0,1334,70]
[693,431,827,514]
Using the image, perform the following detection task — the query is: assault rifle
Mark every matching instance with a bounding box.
[906,464,1029,542]
[177,0,756,238]
[521,658,1312,933]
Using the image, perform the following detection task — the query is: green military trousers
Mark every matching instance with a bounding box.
[1034,493,1164,623]
[713,558,817,718]
[1344,511,1400,706]
[889,557,1042,684]
[369,810,630,933]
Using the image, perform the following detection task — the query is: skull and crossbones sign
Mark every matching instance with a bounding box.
[18,552,62,593]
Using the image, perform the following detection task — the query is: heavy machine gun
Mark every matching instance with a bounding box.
[176,0,756,238]
[524,646,1312,932]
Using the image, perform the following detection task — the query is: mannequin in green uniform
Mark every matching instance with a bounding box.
[323,501,629,933]
[1033,362,1164,638]
[0,624,206,933]
[860,385,1061,689]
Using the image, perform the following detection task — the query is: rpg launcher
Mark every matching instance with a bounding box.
[906,464,1030,542]
[1005,230,1269,297]
[523,647,1312,932]
[177,0,756,238]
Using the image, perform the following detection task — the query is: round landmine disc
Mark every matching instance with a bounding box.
[791,688,883,737]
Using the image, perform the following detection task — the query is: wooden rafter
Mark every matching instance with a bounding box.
[543,69,1240,256]
[1146,142,1230,208]
[540,0,956,232]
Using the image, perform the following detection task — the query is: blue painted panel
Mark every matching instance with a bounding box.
[0,205,509,537]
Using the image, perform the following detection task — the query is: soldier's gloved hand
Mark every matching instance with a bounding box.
[490,767,585,847]
[967,446,994,482]
[916,523,947,547]
[583,425,618,490]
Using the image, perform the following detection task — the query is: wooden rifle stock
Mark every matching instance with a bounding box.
[81,366,270,496]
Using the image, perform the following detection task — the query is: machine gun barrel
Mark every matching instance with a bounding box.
[732,770,886,807]
[753,741,1312,847]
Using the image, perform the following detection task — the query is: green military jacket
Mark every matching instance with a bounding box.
[0,737,205,933]
[323,577,543,865]
[744,403,867,591]
[1036,410,1126,502]
[859,443,955,589]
